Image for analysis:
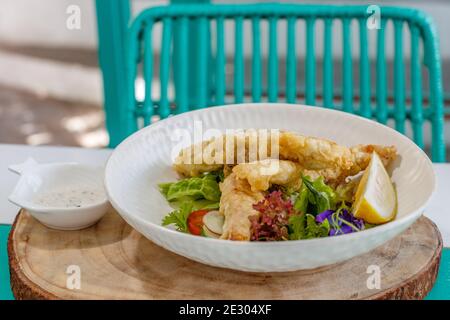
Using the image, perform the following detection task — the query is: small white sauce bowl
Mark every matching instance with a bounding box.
[8,158,109,230]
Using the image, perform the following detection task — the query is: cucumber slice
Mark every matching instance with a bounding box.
[202,210,224,235]
[202,225,220,239]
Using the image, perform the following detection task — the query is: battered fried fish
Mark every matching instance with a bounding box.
[219,173,264,241]
[173,130,278,177]
[278,131,354,171]
[233,159,303,192]
[173,131,397,185]
[313,144,397,186]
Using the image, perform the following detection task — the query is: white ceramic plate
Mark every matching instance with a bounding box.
[105,104,435,272]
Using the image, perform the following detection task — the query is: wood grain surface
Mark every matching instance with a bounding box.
[8,209,442,300]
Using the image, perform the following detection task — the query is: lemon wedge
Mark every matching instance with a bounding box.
[352,152,397,224]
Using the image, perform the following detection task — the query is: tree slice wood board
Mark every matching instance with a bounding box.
[8,209,442,300]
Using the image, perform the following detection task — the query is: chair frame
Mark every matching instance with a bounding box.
[99,3,446,162]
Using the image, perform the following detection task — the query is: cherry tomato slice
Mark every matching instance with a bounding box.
[187,209,209,235]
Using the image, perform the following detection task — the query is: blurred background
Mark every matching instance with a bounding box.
[0,0,448,159]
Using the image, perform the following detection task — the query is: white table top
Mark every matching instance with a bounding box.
[1,144,449,246]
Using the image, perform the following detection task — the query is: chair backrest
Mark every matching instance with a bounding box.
[125,3,445,162]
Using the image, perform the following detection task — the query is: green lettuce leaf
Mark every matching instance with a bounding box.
[168,197,219,210]
[304,214,330,239]
[158,173,221,202]
[302,176,337,214]
[293,184,309,214]
[159,182,172,198]
[288,213,305,240]
[161,202,193,233]
[190,199,219,210]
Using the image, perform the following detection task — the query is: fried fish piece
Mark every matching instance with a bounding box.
[173,131,397,185]
[278,132,354,171]
[232,146,397,189]
[350,144,397,173]
[313,145,397,186]
[219,173,264,241]
[233,159,303,192]
[174,131,353,176]
[173,138,224,177]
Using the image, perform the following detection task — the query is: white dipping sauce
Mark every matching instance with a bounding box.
[33,187,106,208]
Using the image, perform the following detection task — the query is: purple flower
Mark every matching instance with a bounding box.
[341,224,354,233]
[353,219,365,230]
[341,209,365,230]
[317,208,365,236]
[315,210,334,223]
[330,224,353,236]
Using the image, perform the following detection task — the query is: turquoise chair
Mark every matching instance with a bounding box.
[98,3,446,162]
[96,0,210,147]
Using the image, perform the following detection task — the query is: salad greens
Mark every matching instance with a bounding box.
[287,214,305,240]
[301,176,337,214]
[161,202,193,232]
[293,183,309,214]
[159,172,222,232]
[159,173,221,202]
[304,214,331,239]
[160,170,368,240]
[285,175,366,240]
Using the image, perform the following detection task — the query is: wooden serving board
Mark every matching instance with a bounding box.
[8,209,442,300]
